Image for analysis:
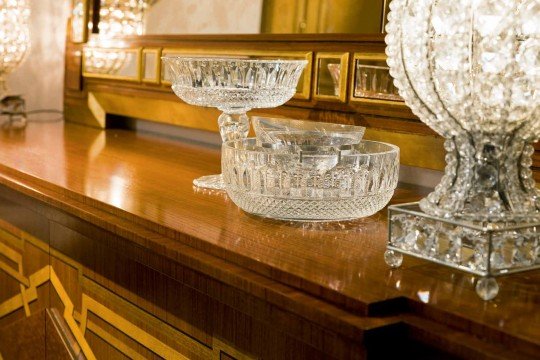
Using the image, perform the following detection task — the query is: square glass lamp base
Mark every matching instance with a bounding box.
[386,202,540,300]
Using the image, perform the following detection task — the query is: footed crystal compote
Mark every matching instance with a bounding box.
[162,57,307,189]
[384,0,540,300]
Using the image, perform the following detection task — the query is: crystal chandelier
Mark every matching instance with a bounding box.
[385,0,540,222]
[98,0,148,38]
[84,1,148,75]
[0,0,31,99]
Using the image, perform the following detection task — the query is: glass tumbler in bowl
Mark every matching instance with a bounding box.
[162,57,308,190]
[251,116,366,146]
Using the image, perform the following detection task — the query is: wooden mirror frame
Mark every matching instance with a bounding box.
[63,0,540,178]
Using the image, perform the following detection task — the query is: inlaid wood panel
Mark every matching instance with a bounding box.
[0,217,257,359]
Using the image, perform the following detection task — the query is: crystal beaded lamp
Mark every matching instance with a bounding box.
[0,0,31,99]
[386,0,539,222]
[162,57,307,190]
[384,0,540,300]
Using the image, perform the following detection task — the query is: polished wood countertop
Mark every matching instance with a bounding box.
[1,122,539,357]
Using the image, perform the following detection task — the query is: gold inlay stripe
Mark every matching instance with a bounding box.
[50,269,97,360]
[85,319,146,360]
[81,294,190,360]
[0,266,45,318]
[0,260,28,287]
[0,227,24,251]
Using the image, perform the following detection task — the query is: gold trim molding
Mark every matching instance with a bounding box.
[142,47,162,84]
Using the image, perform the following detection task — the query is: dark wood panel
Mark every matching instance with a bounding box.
[0,188,50,243]
[0,310,48,360]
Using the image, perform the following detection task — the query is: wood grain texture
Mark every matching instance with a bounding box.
[0,122,538,359]
[0,308,77,360]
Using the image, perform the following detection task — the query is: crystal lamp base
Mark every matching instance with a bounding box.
[1,94,27,130]
[386,202,540,300]
[193,174,225,190]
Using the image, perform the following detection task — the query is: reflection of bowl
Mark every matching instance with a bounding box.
[252,116,366,145]
[355,64,402,101]
[161,57,307,111]
[83,48,128,75]
[222,138,399,221]
[327,63,341,96]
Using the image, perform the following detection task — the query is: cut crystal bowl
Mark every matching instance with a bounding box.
[252,116,366,146]
[165,58,307,110]
[162,57,307,190]
[222,138,399,221]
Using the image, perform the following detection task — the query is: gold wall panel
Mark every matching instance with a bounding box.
[89,91,220,132]
[261,0,385,34]
[313,52,349,102]
[364,128,445,171]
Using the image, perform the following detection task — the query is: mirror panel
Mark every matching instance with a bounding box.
[142,48,161,83]
[160,49,312,99]
[83,48,141,81]
[313,53,348,102]
[350,54,403,104]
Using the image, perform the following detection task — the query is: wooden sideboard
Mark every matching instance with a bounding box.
[0,122,539,359]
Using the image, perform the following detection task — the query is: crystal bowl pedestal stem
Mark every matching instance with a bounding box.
[193,108,250,190]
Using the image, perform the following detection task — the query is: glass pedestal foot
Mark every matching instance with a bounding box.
[475,277,499,301]
[193,174,225,190]
[384,250,403,268]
